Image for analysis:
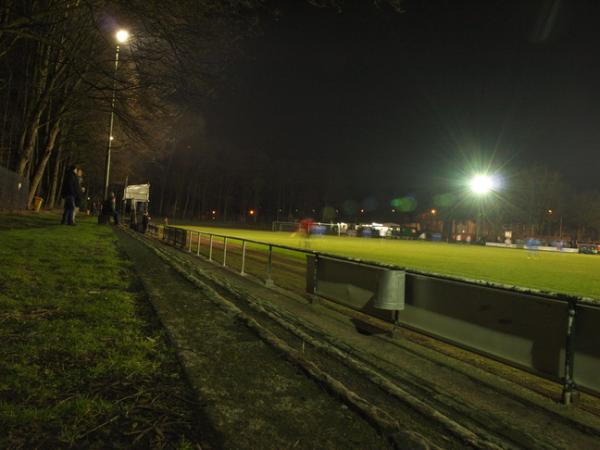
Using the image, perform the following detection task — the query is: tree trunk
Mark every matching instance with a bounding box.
[182,182,191,219]
[16,41,52,176]
[47,141,63,208]
[1,69,12,168]
[158,183,166,216]
[190,181,200,219]
[158,150,175,216]
[200,180,207,219]
[223,195,230,222]
[171,195,178,218]
[27,119,61,207]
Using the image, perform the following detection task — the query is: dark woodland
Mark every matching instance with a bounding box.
[1,0,599,240]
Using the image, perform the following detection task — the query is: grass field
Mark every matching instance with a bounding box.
[0,213,203,449]
[180,225,600,301]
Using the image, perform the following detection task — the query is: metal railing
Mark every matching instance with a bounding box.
[148,224,600,403]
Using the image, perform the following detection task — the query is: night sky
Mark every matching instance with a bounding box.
[209,0,600,192]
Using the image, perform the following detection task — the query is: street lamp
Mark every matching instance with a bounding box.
[103,29,129,199]
[469,173,498,241]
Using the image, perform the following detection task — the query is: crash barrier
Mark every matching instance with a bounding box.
[0,165,29,210]
[150,225,600,403]
[163,225,187,248]
[147,223,163,239]
[305,255,404,323]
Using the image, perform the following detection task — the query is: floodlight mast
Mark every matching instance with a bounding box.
[469,173,496,241]
[469,174,493,195]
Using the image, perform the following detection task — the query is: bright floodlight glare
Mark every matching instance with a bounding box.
[116,29,129,43]
[469,174,494,195]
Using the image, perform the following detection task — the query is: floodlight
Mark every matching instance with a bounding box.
[116,29,130,43]
[469,174,494,195]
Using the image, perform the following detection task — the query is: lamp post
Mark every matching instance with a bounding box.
[548,209,564,241]
[469,173,496,242]
[103,29,129,199]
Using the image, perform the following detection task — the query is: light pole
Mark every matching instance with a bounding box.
[469,173,497,242]
[103,29,129,199]
[548,209,564,241]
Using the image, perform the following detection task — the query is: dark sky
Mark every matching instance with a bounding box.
[209,0,600,192]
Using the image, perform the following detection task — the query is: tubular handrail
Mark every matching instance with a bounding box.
[165,225,599,308]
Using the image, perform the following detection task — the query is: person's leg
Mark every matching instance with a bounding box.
[61,202,68,224]
[65,196,75,225]
[113,211,120,225]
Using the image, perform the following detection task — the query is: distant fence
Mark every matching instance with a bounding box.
[149,224,600,403]
[0,165,29,210]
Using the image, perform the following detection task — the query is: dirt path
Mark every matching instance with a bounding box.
[120,228,600,449]
[117,229,394,450]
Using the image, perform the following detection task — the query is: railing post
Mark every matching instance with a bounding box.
[209,234,213,261]
[562,299,577,405]
[241,240,247,275]
[313,254,319,295]
[196,232,201,256]
[223,236,228,266]
[188,230,192,252]
[265,244,274,287]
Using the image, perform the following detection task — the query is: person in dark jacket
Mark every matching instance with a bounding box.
[61,165,80,225]
[141,211,151,233]
[101,192,120,225]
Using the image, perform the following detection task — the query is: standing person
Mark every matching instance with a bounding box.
[73,168,84,221]
[101,192,120,225]
[141,210,151,233]
[90,198,98,216]
[61,165,80,225]
[76,169,89,215]
[79,187,89,215]
[299,218,314,248]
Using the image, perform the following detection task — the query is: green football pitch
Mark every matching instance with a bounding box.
[180,225,600,301]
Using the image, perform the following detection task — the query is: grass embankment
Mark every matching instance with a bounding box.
[180,226,600,300]
[0,213,203,449]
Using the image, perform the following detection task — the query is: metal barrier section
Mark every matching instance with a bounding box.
[164,226,187,248]
[307,256,570,380]
[306,256,401,323]
[0,165,29,210]
[400,275,569,378]
[148,224,164,240]
[572,304,600,393]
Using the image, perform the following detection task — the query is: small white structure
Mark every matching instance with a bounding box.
[124,183,150,203]
[123,183,150,215]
